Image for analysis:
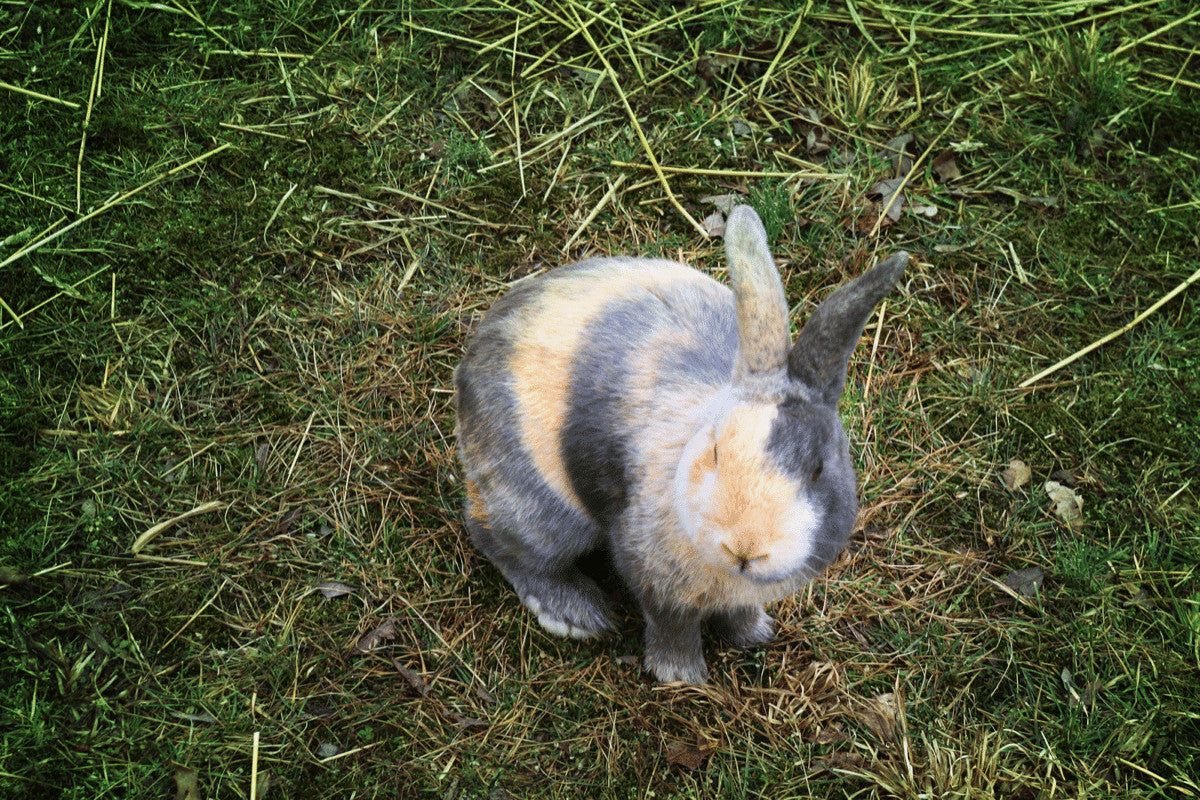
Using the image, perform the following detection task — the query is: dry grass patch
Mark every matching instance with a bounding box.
[2,1,1199,798]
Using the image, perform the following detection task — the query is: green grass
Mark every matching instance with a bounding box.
[3,0,1199,798]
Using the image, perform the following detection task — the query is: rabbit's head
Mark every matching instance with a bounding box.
[672,206,907,585]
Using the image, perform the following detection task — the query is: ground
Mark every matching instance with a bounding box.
[1,1,1198,798]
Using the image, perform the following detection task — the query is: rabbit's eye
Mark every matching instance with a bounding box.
[811,462,823,482]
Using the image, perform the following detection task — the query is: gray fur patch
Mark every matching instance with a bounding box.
[766,401,858,571]
[562,285,737,529]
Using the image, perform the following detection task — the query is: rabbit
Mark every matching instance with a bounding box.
[454,204,907,684]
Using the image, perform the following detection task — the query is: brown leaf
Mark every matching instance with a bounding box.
[870,178,907,222]
[444,709,488,730]
[881,133,914,176]
[699,193,741,214]
[392,658,432,696]
[173,764,201,800]
[1045,481,1084,530]
[352,617,399,654]
[664,734,717,771]
[932,149,962,183]
[317,580,356,599]
[255,442,271,470]
[701,211,725,237]
[1004,566,1045,597]
[1001,459,1032,490]
[855,693,903,748]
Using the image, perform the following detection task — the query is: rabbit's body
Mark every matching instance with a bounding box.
[455,206,906,683]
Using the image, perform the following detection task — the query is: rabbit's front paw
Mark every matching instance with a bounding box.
[521,591,613,640]
[714,606,775,648]
[643,647,709,685]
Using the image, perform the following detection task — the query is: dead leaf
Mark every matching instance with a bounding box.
[700,193,741,214]
[1004,566,1045,597]
[475,685,497,704]
[1045,481,1084,530]
[1060,668,1097,709]
[173,764,201,800]
[1001,459,1032,490]
[664,734,717,771]
[316,742,340,759]
[317,580,356,599]
[392,658,431,697]
[254,771,271,799]
[806,127,832,155]
[701,211,725,237]
[870,178,907,222]
[255,442,271,470]
[881,133,914,175]
[443,709,487,730]
[169,710,218,724]
[855,693,903,748]
[352,617,399,654]
[932,149,962,183]
[908,201,938,218]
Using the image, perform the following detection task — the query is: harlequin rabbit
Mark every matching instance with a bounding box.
[454,205,906,684]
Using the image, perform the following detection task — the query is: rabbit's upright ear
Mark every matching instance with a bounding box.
[724,205,790,380]
[787,252,908,404]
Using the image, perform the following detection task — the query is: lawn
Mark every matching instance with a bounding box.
[2,1,1198,798]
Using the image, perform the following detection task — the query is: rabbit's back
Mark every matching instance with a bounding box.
[456,257,737,530]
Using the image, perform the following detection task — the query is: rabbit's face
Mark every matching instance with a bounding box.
[675,404,828,582]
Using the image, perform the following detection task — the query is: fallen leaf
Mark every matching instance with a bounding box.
[392,658,431,697]
[444,709,487,730]
[255,442,271,470]
[701,211,725,237]
[881,133,914,175]
[932,149,962,182]
[352,617,399,654]
[731,119,752,137]
[855,692,903,748]
[908,201,938,218]
[1061,667,1079,701]
[1004,566,1045,597]
[700,193,741,214]
[806,128,832,155]
[317,580,356,599]
[170,710,218,724]
[475,685,497,704]
[1045,481,1084,530]
[664,734,717,771]
[173,764,201,800]
[316,742,340,760]
[870,178,907,222]
[1001,459,1032,490]
[254,771,271,799]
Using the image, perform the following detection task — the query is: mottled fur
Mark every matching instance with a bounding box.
[454,205,907,682]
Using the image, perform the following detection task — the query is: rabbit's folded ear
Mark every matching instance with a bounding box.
[724,205,790,379]
[788,251,908,404]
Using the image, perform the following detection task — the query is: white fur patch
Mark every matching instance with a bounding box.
[757,495,820,578]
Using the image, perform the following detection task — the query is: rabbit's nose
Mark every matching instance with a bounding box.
[721,543,768,572]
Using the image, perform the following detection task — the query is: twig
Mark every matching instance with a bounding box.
[131,500,228,554]
[1019,255,1200,389]
[0,80,81,109]
[76,0,113,213]
[757,2,812,100]
[611,161,841,182]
